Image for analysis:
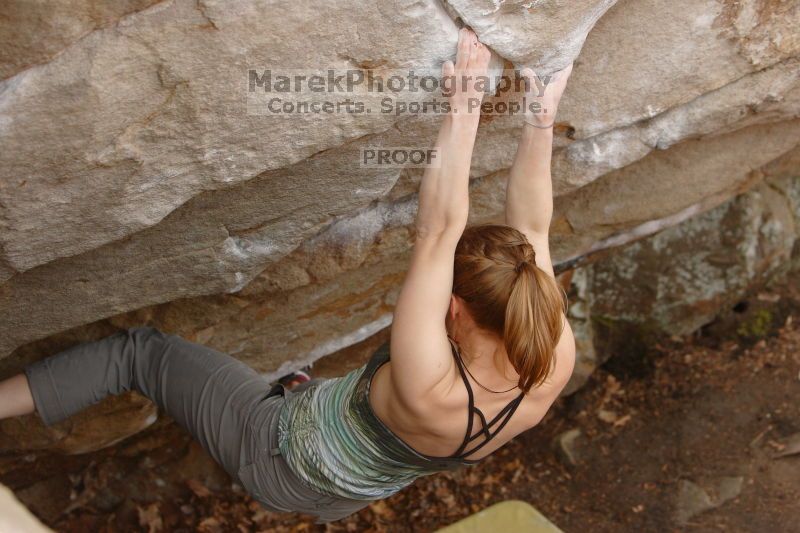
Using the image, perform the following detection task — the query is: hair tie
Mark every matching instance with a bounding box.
[515,261,526,273]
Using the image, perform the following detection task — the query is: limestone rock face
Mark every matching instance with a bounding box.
[0,0,798,397]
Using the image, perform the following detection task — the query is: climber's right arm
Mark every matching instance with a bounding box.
[413,28,489,239]
[414,113,480,238]
[389,29,491,407]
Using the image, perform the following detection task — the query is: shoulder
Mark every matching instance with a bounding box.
[545,314,576,396]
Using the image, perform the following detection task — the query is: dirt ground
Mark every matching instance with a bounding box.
[4,272,800,532]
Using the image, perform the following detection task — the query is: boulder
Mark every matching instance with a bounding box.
[442,0,618,73]
[586,172,799,338]
[674,477,744,526]
[0,0,798,428]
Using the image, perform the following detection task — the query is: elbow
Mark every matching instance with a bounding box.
[413,225,442,241]
[415,212,468,241]
[414,221,466,244]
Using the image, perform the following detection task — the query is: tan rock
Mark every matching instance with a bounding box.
[0,0,161,80]
[562,0,800,138]
[443,0,618,72]
[0,0,462,275]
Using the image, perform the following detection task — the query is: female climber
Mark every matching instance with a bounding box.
[0,28,576,524]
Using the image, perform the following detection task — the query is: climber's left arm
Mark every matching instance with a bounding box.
[505,64,572,279]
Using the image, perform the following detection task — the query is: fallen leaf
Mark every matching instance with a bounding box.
[187,479,213,498]
[613,414,632,428]
[767,439,786,452]
[137,503,163,533]
[370,500,396,520]
[773,432,800,458]
[198,517,223,533]
[597,409,619,423]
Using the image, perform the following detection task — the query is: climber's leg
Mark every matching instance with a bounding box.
[23,326,271,478]
[0,374,35,420]
[19,327,373,522]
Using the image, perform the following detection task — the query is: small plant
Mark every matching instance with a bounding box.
[736,308,774,340]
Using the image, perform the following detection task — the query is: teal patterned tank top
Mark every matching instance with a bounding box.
[276,341,479,501]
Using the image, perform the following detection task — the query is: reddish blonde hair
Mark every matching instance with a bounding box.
[453,223,567,393]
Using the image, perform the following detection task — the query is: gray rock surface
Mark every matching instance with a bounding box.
[675,477,744,525]
[551,428,583,467]
[562,169,800,389]
[582,172,800,339]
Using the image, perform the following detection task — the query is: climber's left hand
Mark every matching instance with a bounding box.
[441,27,492,117]
[521,62,573,126]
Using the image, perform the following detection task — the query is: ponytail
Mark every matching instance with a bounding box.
[504,261,567,393]
[453,223,568,395]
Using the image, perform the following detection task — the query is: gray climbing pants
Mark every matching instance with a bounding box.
[23,326,372,523]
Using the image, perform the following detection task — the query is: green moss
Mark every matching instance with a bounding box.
[591,315,619,328]
[736,308,774,339]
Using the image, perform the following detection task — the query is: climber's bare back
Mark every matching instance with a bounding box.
[368,320,575,462]
[366,28,576,463]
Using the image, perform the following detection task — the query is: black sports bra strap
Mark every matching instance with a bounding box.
[459,407,491,447]
[449,339,475,458]
[464,392,524,443]
[447,337,526,459]
[485,393,523,428]
[458,393,525,458]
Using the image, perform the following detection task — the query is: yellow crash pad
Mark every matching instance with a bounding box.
[436,500,564,533]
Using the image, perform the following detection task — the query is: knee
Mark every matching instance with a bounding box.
[123,326,171,355]
[124,326,195,361]
[126,326,165,339]
[119,327,171,391]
